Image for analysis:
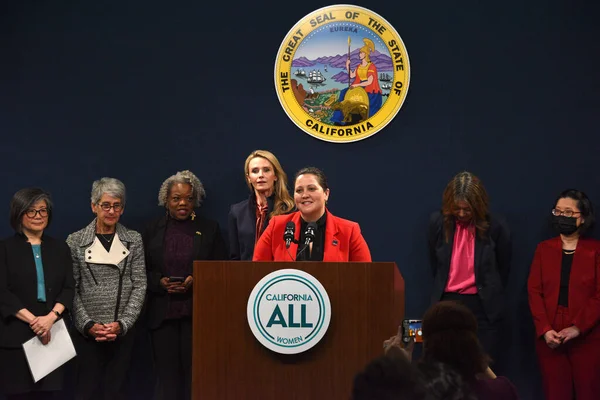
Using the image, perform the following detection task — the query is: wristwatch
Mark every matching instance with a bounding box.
[52,309,62,319]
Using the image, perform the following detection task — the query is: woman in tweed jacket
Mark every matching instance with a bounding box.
[66,177,146,400]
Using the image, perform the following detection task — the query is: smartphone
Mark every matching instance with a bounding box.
[168,276,185,283]
[402,319,423,343]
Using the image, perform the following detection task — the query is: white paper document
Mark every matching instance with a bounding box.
[22,318,77,382]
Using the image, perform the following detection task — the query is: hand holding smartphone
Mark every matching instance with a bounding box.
[168,276,185,283]
[402,319,423,343]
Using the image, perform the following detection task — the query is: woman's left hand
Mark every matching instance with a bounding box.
[30,313,56,336]
[558,326,580,344]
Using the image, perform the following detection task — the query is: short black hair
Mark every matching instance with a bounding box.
[352,354,427,400]
[10,188,53,233]
[554,189,595,235]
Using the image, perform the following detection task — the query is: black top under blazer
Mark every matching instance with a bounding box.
[228,195,274,260]
[0,234,75,348]
[143,215,227,330]
[428,211,512,323]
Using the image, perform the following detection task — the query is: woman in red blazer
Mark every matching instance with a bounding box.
[253,167,371,262]
[528,189,600,400]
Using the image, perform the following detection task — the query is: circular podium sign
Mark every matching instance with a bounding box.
[247,269,331,354]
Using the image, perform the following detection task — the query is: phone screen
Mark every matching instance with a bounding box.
[402,319,423,343]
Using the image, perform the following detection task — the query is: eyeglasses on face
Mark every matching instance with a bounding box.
[25,208,48,218]
[551,208,581,218]
[98,203,123,212]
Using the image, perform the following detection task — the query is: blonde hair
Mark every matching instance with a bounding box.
[244,150,294,217]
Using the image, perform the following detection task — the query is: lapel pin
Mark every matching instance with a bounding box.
[332,239,338,246]
[196,231,202,236]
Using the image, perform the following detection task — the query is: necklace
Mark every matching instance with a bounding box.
[98,233,114,243]
[563,249,575,255]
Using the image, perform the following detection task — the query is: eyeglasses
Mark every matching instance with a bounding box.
[98,203,123,212]
[25,208,48,218]
[551,209,581,218]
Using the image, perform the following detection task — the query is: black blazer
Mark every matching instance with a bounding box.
[142,215,227,329]
[428,211,512,323]
[0,234,74,348]
[228,195,274,260]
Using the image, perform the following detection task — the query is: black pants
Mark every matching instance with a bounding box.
[150,318,192,400]
[72,328,136,400]
[440,293,501,365]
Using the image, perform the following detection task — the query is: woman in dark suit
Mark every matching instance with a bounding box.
[143,170,227,400]
[428,171,511,365]
[528,189,600,400]
[0,188,74,399]
[228,150,294,260]
[253,167,371,262]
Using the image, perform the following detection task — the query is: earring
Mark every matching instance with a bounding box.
[191,211,196,221]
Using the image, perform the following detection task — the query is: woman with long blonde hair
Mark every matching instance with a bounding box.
[228,150,294,260]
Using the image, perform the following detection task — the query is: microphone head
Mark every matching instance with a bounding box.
[285,221,295,233]
[284,221,296,247]
[305,222,317,240]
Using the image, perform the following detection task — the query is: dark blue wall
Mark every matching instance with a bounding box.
[2,1,599,399]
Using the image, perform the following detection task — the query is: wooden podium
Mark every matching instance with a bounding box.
[192,261,404,400]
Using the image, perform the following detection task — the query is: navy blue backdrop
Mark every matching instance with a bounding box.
[1,1,599,399]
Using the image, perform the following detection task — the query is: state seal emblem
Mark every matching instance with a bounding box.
[274,5,411,143]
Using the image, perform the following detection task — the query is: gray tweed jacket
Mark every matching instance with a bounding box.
[66,219,147,336]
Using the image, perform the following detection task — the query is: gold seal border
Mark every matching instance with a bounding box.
[274,4,411,143]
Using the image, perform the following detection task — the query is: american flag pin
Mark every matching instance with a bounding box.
[332,239,338,246]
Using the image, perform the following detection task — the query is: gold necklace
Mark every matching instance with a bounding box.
[563,249,575,255]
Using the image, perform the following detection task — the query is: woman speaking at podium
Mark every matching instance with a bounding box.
[253,167,371,262]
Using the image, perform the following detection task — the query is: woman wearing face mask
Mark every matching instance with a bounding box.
[228,150,295,260]
[528,189,600,400]
[428,171,511,366]
[253,166,371,262]
[143,170,226,400]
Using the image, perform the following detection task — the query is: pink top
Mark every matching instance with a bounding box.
[444,221,477,294]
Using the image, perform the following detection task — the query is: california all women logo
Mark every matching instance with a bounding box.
[247,269,331,354]
[274,5,410,143]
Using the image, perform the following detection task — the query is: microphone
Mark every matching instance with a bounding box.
[297,222,318,260]
[304,222,317,245]
[284,221,295,249]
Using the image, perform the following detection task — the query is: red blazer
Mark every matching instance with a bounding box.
[252,210,372,262]
[528,237,600,338]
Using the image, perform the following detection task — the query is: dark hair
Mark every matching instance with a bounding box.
[421,301,490,382]
[10,188,53,233]
[441,171,489,241]
[352,354,427,400]
[294,167,329,191]
[554,189,595,235]
[417,362,476,400]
